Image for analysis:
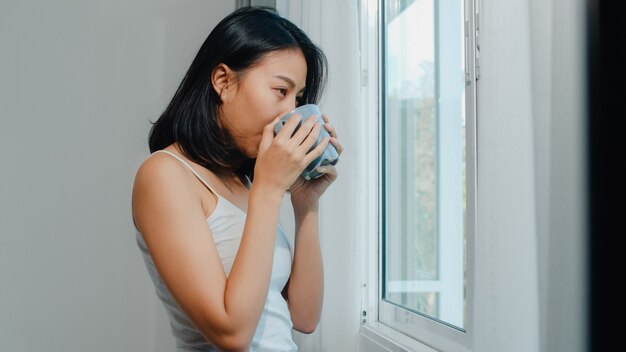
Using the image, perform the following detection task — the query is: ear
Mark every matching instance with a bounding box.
[211,63,235,98]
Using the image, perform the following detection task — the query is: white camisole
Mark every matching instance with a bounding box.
[135,150,297,351]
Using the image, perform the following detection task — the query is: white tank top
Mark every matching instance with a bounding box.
[135,150,297,351]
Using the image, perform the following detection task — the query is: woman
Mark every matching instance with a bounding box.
[131,6,342,352]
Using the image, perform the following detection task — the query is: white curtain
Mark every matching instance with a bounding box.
[276,1,363,351]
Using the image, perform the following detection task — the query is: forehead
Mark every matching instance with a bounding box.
[247,49,307,85]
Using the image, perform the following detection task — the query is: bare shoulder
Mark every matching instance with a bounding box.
[131,152,203,232]
[134,152,187,185]
[133,152,193,200]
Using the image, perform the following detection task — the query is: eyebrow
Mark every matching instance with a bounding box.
[275,75,305,93]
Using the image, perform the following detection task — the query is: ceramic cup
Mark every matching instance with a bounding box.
[273,104,339,180]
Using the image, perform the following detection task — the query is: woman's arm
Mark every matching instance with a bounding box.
[283,114,343,334]
[133,118,326,351]
[284,204,324,334]
[133,155,284,351]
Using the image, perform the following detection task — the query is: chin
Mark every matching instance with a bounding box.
[245,138,261,158]
[241,145,258,158]
[234,137,258,158]
[247,150,259,158]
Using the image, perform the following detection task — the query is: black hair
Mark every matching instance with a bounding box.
[148,7,328,184]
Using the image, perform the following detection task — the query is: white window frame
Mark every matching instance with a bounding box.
[359,0,479,351]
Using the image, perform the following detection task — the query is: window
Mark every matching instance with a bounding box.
[362,0,478,350]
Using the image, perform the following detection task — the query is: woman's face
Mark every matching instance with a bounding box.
[217,48,307,157]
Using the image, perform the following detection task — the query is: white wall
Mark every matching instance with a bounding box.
[0,1,233,351]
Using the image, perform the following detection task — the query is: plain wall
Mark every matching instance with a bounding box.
[0,1,233,350]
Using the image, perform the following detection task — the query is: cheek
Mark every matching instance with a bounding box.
[236,84,294,132]
[251,113,278,141]
[244,95,284,130]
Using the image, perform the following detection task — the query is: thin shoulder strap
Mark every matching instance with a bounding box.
[153,150,220,197]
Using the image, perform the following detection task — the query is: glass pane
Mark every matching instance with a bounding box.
[383,0,466,329]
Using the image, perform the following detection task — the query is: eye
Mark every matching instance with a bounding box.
[276,88,287,96]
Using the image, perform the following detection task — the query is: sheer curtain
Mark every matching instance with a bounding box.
[276,1,363,351]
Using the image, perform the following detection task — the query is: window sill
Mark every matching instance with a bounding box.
[359,322,439,352]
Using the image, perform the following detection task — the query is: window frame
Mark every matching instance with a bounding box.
[360,0,479,350]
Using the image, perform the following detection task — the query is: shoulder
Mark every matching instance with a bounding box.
[134,152,187,185]
[133,152,196,198]
[132,152,203,229]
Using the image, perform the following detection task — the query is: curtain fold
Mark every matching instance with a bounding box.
[277,1,363,351]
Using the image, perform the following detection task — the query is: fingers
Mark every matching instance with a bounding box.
[291,114,320,147]
[302,135,330,166]
[266,113,321,167]
[321,114,343,156]
[287,112,343,160]
[274,114,305,141]
[260,116,281,152]
[271,111,339,168]
[315,164,338,180]
[330,136,343,156]
[322,113,338,138]
[275,113,321,149]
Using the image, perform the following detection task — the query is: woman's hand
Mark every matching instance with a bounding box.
[253,114,328,195]
[289,113,343,212]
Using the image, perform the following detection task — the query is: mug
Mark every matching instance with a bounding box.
[273,104,339,180]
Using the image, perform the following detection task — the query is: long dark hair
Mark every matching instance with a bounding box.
[149,7,328,184]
